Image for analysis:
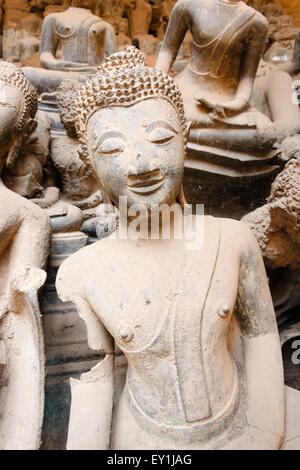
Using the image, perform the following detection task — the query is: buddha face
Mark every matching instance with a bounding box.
[0,80,22,154]
[86,99,185,210]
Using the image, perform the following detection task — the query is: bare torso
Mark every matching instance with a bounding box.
[62,216,244,448]
[53,8,107,66]
[185,0,257,99]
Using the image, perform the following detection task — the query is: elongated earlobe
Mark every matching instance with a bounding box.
[177,183,188,210]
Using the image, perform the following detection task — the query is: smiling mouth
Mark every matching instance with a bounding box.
[127,178,165,195]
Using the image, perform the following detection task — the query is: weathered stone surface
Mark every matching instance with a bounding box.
[243,137,300,270]
[55,48,285,450]
[0,61,52,450]
[24,1,118,92]
[39,3,117,71]
[155,0,295,217]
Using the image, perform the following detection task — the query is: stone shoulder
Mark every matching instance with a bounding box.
[56,236,115,302]
[216,216,261,258]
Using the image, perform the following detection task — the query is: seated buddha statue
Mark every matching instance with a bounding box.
[24,0,117,93]
[155,0,278,157]
[0,62,52,449]
[56,48,285,450]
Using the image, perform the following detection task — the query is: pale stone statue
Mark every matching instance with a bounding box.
[24,0,117,93]
[56,48,285,450]
[243,136,300,318]
[40,0,117,72]
[156,0,278,153]
[157,0,300,153]
[155,0,300,206]
[0,62,52,449]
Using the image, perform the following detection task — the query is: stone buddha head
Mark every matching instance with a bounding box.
[0,62,37,173]
[73,47,187,211]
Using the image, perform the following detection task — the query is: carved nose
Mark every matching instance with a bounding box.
[128,160,161,178]
[128,165,137,177]
[150,161,160,172]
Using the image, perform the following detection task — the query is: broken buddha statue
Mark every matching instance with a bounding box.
[0,61,52,449]
[1,63,84,233]
[56,48,285,450]
[156,0,281,156]
[24,0,117,93]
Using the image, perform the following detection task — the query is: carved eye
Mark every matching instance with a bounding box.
[149,128,176,145]
[99,138,124,156]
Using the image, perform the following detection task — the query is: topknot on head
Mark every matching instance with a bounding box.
[0,61,37,132]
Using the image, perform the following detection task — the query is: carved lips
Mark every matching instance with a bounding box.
[127,176,165,195]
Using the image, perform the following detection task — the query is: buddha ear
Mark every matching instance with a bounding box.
[177,184,188,210]
[185,121,192,143]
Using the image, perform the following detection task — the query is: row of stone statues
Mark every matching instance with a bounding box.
[1,0,298,66]
[0,62,52,448]
[0,0,299,450]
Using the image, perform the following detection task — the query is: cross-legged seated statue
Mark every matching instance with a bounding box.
[155,0,281,181]
[56,48,285,450]
[23,0,117,94]
[0,62,52,449]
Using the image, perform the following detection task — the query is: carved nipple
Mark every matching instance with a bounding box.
[218,304,230,319]
[120,329,134,343]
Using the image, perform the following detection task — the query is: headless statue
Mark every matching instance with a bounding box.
[56,48,285,450]
[24,0,117,93]
[0,62,52,449]
[156,0,277,154]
